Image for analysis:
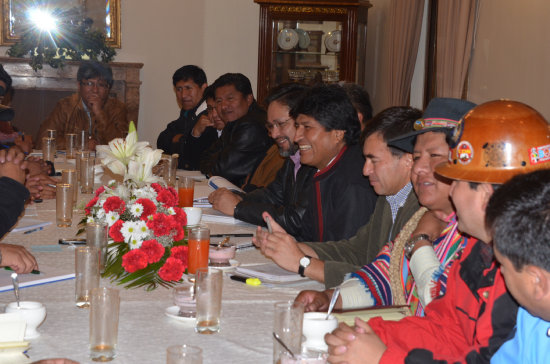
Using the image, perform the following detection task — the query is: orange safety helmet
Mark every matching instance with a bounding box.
[435,99,550,184]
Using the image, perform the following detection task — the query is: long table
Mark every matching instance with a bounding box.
[0,180,323,363]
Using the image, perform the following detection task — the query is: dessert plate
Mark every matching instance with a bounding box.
[278,28,299,50]
[325,30,342,52]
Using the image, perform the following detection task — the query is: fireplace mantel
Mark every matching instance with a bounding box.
[0,57,143,137]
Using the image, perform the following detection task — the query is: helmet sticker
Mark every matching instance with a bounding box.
[483,142,509,167]
[450,117,464,148]
[456,141,474,165]
[530,144,550,165]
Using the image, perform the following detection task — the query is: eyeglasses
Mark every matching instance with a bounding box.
[80,81,109,89]
[266,117,292,131]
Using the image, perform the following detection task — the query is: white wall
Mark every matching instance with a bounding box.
[115,0,259,144]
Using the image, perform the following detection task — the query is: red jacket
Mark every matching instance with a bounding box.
[368,241,518,363]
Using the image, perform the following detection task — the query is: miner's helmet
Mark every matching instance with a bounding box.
[435,99,550,184]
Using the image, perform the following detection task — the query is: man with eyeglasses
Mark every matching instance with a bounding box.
[36,61,129,150]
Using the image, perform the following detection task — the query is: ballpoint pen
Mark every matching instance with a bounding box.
[24,227,44,235]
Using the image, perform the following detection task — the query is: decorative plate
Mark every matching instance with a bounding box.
[296,29,311,49]
[277,28,299,50]
[325,30,342,52]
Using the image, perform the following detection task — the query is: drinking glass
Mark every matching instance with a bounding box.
[86,223,108,272]
[195,268,223,334]
[56,184,73,227]
[162,153,179,187]
[42,137,56,162]
[62,169,78,208]
[273,301,304,363]
[75,246,100,308]
[65,133,77,159]
[166,345,202,364]
[178,177,194,207]
[188,227,209,275]
[80,155,95,193]
[89,287,120,361]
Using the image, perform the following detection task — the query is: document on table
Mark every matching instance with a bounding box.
[235,263,309,283]
[0,269,75,293]
[201,208,255,227]
[332,306,411,325]
[208,176,243,193]
[10,217,52,234]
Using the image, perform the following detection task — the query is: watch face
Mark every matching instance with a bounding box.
[299,256,311,267]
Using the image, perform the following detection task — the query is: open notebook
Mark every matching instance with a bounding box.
[235,263,309,283]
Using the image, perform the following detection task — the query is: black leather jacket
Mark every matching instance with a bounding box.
[234,156,316,241]
[199,102,271,186]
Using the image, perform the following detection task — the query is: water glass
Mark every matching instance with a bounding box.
[65,133,77,159]
[173,282,196,318]
[56,183,73,227]
[80,155,95,193]
[162,153,179,187]
[166,345,203,364]
[79,130,89,151]
[75,246,100,308]
[62,169,78,208]
[46,129,56,139]
[90,287,120,361]
[273,301,304,363]
[195,268,223,334]
[75,150,90,183]
[42,137,56,162]
[86,222,108,272]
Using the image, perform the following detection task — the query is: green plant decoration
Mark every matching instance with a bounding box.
[7,8,116,71]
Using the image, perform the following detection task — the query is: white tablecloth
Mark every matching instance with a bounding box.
[0,183,323,363]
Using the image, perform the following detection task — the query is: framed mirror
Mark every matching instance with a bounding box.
[0,0,121,47]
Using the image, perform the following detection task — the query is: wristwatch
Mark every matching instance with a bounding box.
[404,234,432,260]
[298,255,312,277]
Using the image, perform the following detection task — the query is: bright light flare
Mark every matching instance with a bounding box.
[28,8,57,32]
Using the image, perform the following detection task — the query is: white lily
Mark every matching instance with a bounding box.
[97,131,149,176]
[126,148,163,185]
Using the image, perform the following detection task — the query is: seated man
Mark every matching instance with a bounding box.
[36,61,129,150]
[341,83,373,131]
[487,170,550,364]
[0,147,39,273]
[296,98,476,316]
[199,73,272,187]
[209,83,316,240]
[254,106,422,287]
[325,100,549,364]
[157,65,208,169]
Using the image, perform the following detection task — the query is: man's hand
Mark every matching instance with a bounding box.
[326,318,386,364]
[208,188,242,216]
[0,147,28,184]
[409,210,449,257]
[26,174,57,200]
[191,115,214,137]
[295,289,332,312]
[253,212,304,273]
[0,243,38,274]
[14,134,33,154]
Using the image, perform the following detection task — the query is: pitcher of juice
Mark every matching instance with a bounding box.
[188,227,210,274]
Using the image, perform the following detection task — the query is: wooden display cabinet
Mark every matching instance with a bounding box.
[254,0,371,103]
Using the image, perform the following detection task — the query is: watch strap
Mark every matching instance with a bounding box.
[404,234,432,260]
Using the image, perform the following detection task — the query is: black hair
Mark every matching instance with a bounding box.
[362,106,422,156]
[203,85,215,101]
[289,84,360,145]
[486,169,550,272]
[0,64,12,91]
[211,73,253,97]
[265,83,308,110]
[172,65,207,87]
[77,61,113,88]
[341,83,373,121]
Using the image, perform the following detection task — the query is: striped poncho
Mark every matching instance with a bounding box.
[350,214,474,316]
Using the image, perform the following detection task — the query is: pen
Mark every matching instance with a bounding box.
[4,267,41,275]
[24,227,44,234]
[210,234,254,237]
[230,275,261,286]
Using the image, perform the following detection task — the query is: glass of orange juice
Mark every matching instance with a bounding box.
[188,227,210,274]
[178,177,195,208]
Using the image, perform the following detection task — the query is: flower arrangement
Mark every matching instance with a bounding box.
[83,123,189,290]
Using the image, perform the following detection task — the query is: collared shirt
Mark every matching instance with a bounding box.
[289,151,301,179]
[385,182,413,224]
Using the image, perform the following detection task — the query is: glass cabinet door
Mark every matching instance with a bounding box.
[270,19,343,89]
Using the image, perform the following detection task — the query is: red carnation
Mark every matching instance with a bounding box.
[146,213,173,237]
[151,183,162,193]
[158,257,185,281]
[170,245,189,268]
[94,186,105,197]
[172,225,185,242]
[103,196,126,214]
[140,239,165,263]
[109,220,124,242]
[173,207,188,226]
[85,196,99,215]
[135,198,157,220]
[157,189,177,208]
[121,249,148,273]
